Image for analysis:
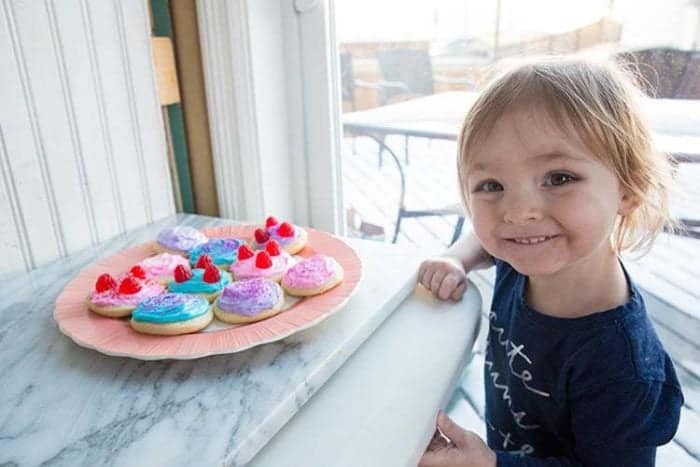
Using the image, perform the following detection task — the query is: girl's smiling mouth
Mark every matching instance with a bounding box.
[505,235,559,245]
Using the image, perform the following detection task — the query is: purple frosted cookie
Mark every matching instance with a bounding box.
[213,278,285,324]
[155,226,208,255]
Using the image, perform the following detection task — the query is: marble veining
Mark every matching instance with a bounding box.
[0,214,421,466]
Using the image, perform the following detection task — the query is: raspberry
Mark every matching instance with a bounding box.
[265,240,281,256]
[265,216,279,228]
[195,254,213,269]
[129,265,147,280]
[118,276,142,295]
[255,251,272,269]
[174,264,192,283]
[95,273,116,293]
[202,264,221,283]
[254,228,270,244]
[238,244,255,260]
[277,222,294,237]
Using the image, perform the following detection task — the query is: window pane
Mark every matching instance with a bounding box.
[336,0,700,252]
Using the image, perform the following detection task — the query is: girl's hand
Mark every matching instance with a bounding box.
[418,256,468,301]
[419,412,496,467]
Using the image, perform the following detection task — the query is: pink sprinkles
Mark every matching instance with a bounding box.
[282,255,336,289]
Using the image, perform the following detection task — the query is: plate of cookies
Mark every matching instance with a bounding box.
[53,217,363,360]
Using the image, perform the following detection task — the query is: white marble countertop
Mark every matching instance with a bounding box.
[0,214,482,466]
[251,285,482,467]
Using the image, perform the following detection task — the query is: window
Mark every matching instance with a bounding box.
[335,0,700,251]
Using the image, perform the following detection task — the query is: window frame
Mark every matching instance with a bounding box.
[197,0,344,234]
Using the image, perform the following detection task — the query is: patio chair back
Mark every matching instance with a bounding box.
[376,48,435,104]
[616,47,698,99]
[675,52,700,99]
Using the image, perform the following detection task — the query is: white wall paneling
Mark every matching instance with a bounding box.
[1,0,67,267]
[0,126,32,273]
[0,0,175,277]
[116,0,174,222]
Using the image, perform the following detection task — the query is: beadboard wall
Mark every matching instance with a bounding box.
[0,0,175,277]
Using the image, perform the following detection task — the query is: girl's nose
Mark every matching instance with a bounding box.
[502,192,543,225]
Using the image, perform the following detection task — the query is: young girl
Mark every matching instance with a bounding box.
[417,57,684,466]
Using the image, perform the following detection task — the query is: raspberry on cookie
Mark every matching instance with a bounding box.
[230,241,294,282]
[168,255,232,302]
[252,216,308,255]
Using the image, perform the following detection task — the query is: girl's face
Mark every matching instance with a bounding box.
[465,104,635,279]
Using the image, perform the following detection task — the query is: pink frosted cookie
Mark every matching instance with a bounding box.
[213,278,285,324]
[136,253,191,284]
[281,254,344,297]
[252,216,308,255]
[230,241,295,282]
[87,271,166,318]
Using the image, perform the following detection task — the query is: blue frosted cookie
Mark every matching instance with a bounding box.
[189,238,245,269]
[130,293,212,335]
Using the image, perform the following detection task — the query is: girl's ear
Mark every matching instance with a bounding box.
[618,188,639,216]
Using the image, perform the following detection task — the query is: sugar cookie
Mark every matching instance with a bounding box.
[281,254,344,297]
[130,293,213,335]
[214,278,285,324]
[136,253,191,284]
[252,216,308,255]
[189,238,245,270]
[168,256,232,302]
[154,226,207,255]
[230,241,295,282]
[88,272,165,318]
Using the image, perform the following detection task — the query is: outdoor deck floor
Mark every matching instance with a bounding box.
[341,134,700,465]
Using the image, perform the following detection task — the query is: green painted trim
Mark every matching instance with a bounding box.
[150,0,195,213]
[150,0,172,36]
[167,105,195,213]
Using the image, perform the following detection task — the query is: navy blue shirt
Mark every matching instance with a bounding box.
[485,259,683,466]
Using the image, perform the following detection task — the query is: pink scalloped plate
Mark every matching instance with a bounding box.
[54,226,363,360]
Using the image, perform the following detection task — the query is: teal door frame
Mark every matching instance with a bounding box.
[151,0,195,213]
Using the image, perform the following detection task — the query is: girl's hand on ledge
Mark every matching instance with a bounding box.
[418,257,468,301]
[419,411,496,467]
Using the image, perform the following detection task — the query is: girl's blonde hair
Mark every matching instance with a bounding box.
[457,56,676,254]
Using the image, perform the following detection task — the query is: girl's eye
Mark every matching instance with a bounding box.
[545,172,577,186]
[476,180,503,193]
